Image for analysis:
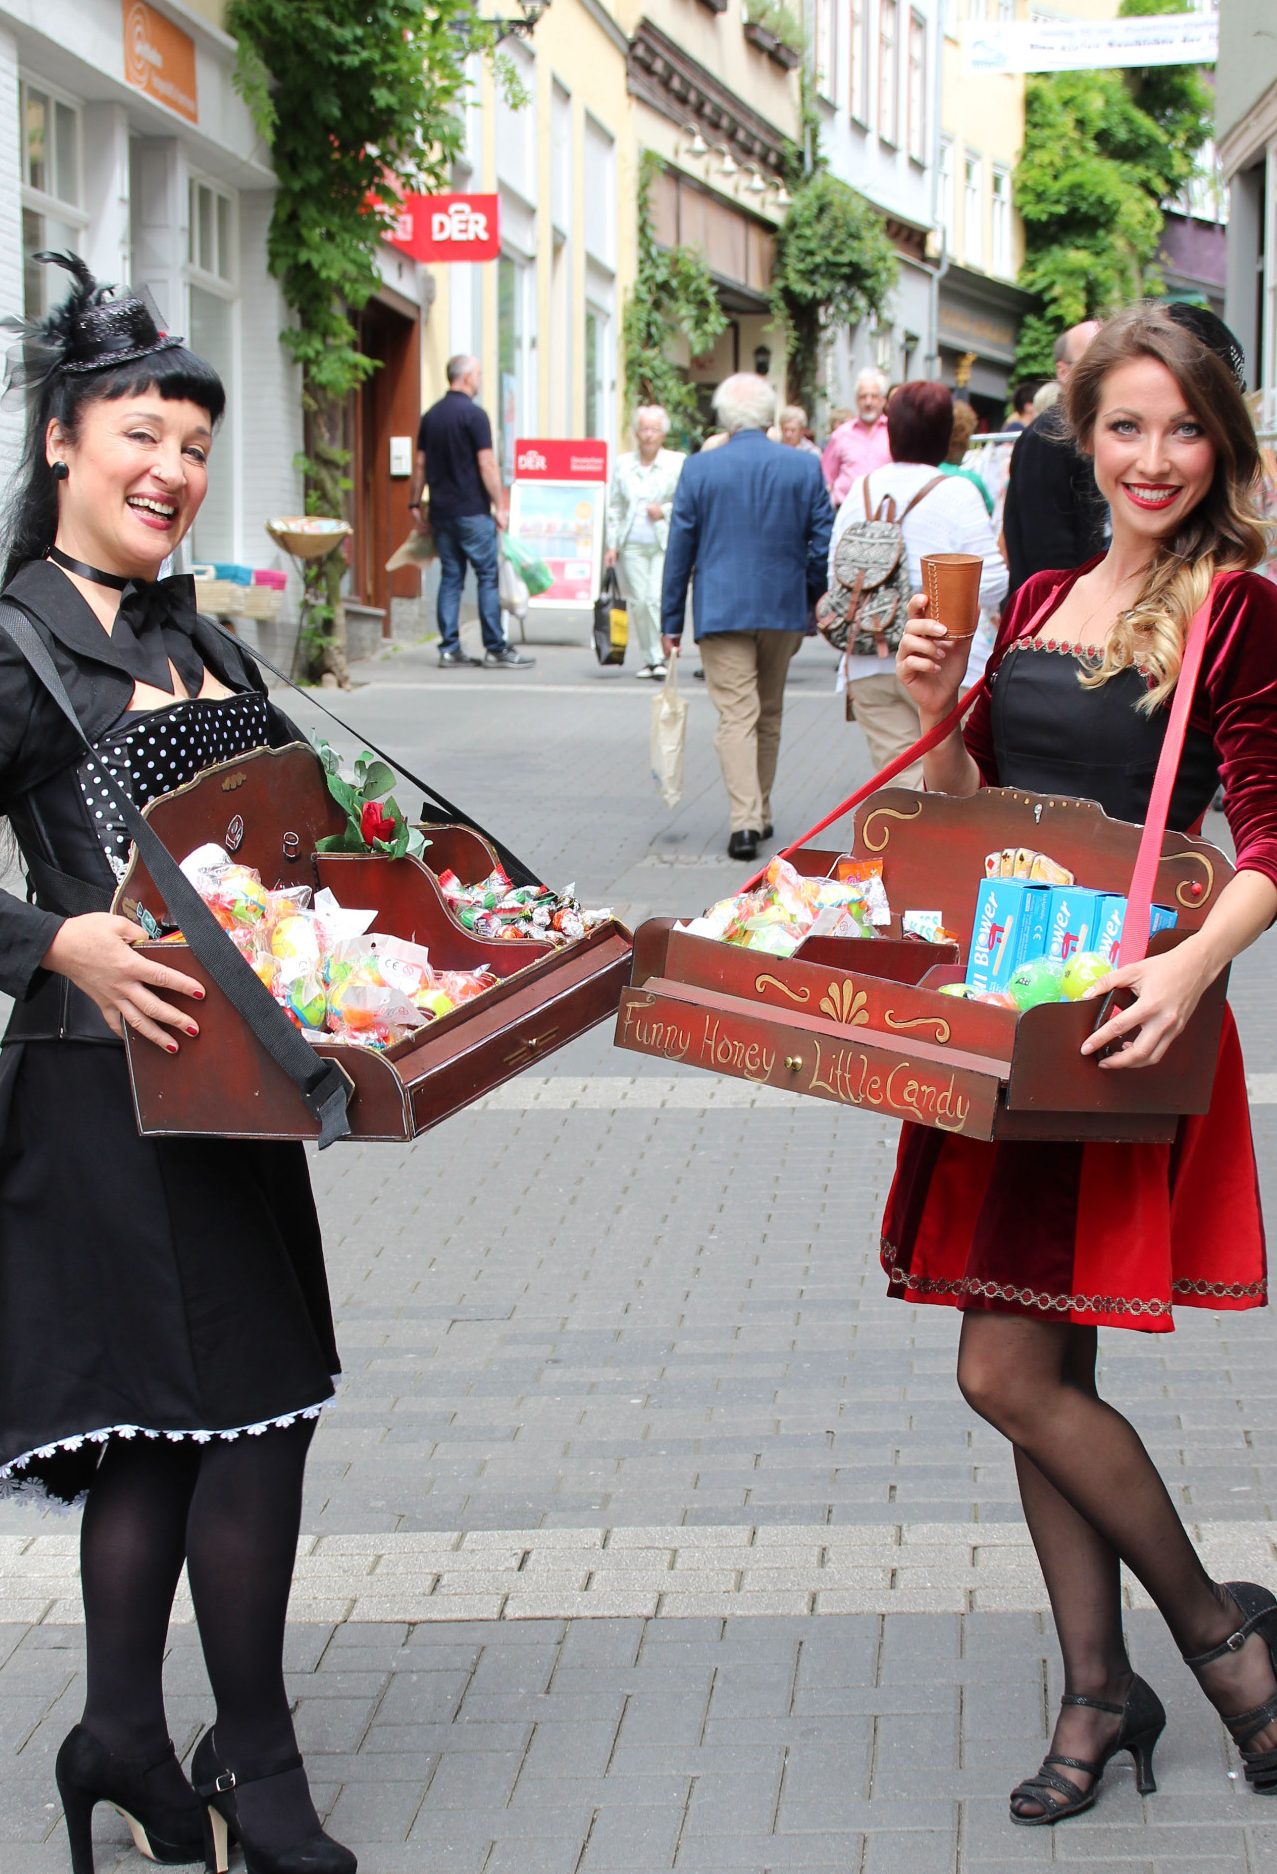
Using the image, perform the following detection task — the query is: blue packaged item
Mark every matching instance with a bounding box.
[1046,887,1104,963]
[1017,884,1051,968]
[1096,894,1179,960]
[966,880,1049,994]
[212,562,253,585]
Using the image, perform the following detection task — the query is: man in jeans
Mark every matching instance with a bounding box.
[410,354,533,668]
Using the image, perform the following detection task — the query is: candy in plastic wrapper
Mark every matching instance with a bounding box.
[902,910,946,941]
[271,912,324,972]
[829,857,891,925]
[284,972,327,1031]
[1006,954,1067,1011]
[326,978,426,1048]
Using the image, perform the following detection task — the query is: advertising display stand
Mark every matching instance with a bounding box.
[508,439,609,613]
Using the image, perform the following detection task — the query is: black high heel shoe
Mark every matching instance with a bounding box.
[1183,1580,1277,1792]
[191,1729,356,1874]
[55,1725,205,1873]
[1009,1675,1165,1826]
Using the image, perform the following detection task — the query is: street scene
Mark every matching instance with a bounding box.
[3,1,1277,1873]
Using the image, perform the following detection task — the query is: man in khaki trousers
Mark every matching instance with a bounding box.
[661,375,833,863]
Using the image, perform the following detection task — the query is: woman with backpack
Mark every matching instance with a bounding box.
[829,380,1006,782]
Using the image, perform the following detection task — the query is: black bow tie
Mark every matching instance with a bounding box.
[109,574,205,696]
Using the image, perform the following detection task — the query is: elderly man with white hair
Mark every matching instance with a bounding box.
[821,367,892,508]
[605,405,685,677]
[661,373,833,861]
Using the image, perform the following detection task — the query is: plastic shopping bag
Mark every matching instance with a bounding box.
[501,533,554,598]
[499,549,529,621]
[593,567,628,666]
[650,653,688,809]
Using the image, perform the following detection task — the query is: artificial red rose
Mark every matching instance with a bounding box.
[360,799,397,846]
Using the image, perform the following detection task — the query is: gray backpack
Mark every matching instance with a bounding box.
[816,472,947,656]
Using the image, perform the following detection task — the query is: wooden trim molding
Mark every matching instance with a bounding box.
[628,17,794,176]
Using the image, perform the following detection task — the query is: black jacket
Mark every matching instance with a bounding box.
[1001,407,1107,600]
[0,558,297,1043]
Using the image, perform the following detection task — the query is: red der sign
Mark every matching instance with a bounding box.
[514,439,609,481]
[386,193,501,264]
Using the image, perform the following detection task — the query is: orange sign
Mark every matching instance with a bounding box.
[122,1,198,124]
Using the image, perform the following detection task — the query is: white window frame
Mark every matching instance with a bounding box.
[990,164,1012,276]
[19,74,87,314]
[906,11,927,166]
[849,0,868,125]
[938,136,955,246]
[187,174,238,290]
[963,149,983,268]
[815,0,837,104]
[879,0,900,148]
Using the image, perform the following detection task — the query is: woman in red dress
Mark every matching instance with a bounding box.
[890,302,1277,1825]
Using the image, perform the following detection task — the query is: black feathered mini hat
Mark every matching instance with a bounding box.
[2,251,184,403]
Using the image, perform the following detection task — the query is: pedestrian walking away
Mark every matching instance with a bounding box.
[410,353,533,669]
[821,367,892,508]
[832,380,1006,784]
[660,372,833,861]
[1002,320,1107,600]
[0,254,356,1874]
[890,300,1277,1830]
[605,405,684,678]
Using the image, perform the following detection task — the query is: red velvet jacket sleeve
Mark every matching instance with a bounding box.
[1195,572,1277,893]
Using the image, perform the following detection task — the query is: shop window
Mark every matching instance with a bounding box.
[498,251,533,482]
[879,0,900,146]
[907,12,926,165]
[20,78,85,317]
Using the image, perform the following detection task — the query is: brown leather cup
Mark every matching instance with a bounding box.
[920,552,982,640]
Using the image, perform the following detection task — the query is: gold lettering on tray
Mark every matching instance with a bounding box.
[619,1000,692,1063]
[858,800,923,853]
[883,1009,952,1045]
[754,972,811,1004]
[820,979,870,1026]
[806,1037,970,1132]
[699,1015,776,1084]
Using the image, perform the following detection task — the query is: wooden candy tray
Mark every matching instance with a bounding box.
[115,743,633,1141]
[614,787,1233,1143]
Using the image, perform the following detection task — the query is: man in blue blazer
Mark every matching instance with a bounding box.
[661,374,833,860]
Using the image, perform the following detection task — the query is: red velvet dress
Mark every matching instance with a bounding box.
[881,563,1277,1332]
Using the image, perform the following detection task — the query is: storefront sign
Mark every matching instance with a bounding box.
[122,1,198,124]
[937,300,1018,362]
[386,194,501,264]
[962,15,1216,75]
[509,437,609,610]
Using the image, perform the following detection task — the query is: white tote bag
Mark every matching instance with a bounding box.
[650,652,688,808]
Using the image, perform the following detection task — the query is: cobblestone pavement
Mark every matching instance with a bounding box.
[4,618,1277,1873]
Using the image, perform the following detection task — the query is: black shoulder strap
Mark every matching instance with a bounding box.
[202,620,543,889]
[0,600,352,1149]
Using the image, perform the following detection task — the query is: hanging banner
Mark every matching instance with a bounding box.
[121,0,198,123]
[385,194,501,264]
[962,15,1216,75]
[509,438,609,611]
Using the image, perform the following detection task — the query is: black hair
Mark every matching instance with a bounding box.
[1010,379,1041,414]
[1,256,226,585]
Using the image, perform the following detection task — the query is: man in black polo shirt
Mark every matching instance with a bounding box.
[409,354,533,668]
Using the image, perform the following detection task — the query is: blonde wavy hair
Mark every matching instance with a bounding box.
[1064,303,1267,713]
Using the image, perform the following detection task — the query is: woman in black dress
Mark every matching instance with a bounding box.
[0,256,354,1873]
[892,304,1277,1824]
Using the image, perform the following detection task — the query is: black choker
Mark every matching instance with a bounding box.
[47,546,132,591]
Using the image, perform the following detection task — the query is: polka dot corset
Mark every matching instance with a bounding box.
[79,693,272,881]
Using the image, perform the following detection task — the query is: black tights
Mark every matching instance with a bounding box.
[958,1313,1277,1804]
[79,1419,321,1846]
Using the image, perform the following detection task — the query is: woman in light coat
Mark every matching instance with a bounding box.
[605,406,684,677]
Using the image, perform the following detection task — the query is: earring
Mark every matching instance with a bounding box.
[51,462,69,481]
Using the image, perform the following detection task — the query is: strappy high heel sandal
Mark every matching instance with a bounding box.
[1183,1580,1277,1793]
[55,1725,205,1873]
[191,1728,356,1874]
[1009,1675,1165,1826]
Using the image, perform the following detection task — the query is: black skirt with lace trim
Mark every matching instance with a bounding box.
[0,1041,339,1508]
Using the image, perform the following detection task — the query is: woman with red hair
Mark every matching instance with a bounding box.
[829,379,1007,782]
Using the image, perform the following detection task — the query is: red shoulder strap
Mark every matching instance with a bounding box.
[1117,572,1233,966]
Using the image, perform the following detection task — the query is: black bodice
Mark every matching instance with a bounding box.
[989,641,1219,831]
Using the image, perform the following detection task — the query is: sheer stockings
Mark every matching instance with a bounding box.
[957,1311,1277,1811]
[78,1419,320,1849]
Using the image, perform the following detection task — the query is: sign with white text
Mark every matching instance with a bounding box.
[122,0,198,123]
[962,15,1216,74]
[509,437,609,610]
[386,193,501,264]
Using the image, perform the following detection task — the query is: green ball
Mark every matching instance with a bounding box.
[1060,950,1113,1000]
[1007,955,1067,1011]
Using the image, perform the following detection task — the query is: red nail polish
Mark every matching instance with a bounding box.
[166,1042,179,1055]
[185,1025,199,1037]
[192,988,206,1000]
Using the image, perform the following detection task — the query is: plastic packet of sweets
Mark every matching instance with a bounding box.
[326,979,425,1048]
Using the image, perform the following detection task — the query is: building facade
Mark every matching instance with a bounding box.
[0,0,307,577]
[813,0,938,414]
[1217,0,1276,422]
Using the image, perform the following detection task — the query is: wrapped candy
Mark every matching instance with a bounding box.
[1006,955,1068,1011]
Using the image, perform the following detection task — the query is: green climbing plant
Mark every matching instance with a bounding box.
[1012,0,1213,378]
[622,152,728,448]
[227,0,523,683]
[770,169,898,412]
